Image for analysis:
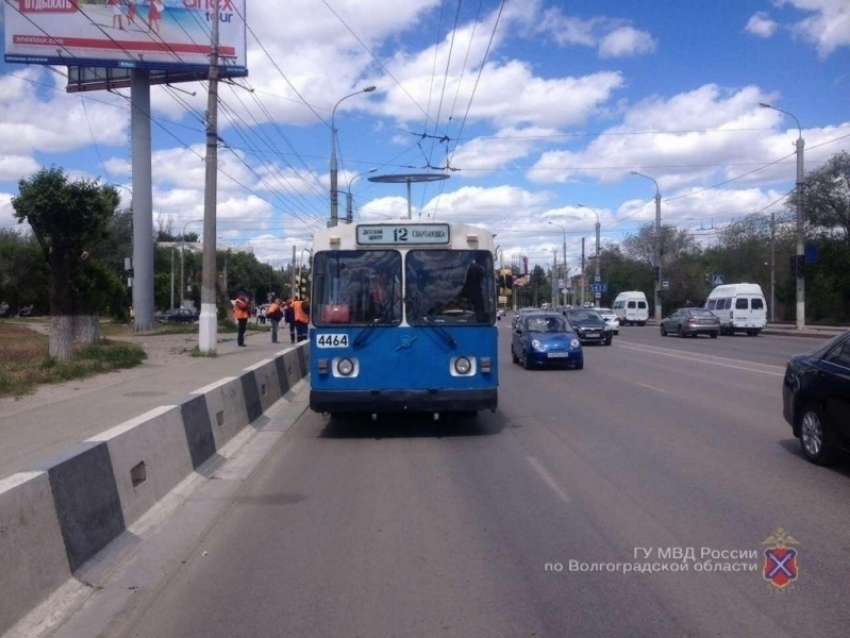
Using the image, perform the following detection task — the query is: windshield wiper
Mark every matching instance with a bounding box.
[405,297,457,348]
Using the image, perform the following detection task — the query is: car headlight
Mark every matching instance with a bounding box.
[571,339,580,348]
[336,357,355,376]
[454,356,472,375]
[531,339,543,350]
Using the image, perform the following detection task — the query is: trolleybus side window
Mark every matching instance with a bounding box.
[312,250,402,326]
[405,250,496,325]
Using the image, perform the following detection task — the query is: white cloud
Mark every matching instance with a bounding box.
[538,9,656,58]
[0,192,17,230]
[774,0,850,57]
[0,68,127,156]
[745,11,779,38]
[0,156,41,183]
[526,84,794,190]
[598,26,658,58]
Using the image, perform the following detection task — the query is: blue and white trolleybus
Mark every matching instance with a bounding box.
[308,220,498,419]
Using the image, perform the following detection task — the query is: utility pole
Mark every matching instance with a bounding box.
[580,237,586,307]
[552,250,557,305]
[770,212,776,323]
[291,245,297,300]
[199,0,220,353]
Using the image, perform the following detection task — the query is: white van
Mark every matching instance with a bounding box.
[612,291,649,326]
[705,283,767,336]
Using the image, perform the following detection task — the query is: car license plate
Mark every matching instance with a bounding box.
[547,352,569,358]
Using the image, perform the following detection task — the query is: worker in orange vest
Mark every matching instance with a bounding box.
[233,290,250,347]
[292,297,310,342]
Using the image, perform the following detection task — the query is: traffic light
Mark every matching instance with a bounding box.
[653,266,660,281]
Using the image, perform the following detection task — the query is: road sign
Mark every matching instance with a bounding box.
[661,279,670,290]
[712,273,725,286]
[590,283,607,293]
[595,291,601,299]
[595,274,601,283]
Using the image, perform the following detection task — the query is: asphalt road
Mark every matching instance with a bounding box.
[55,322,850,638]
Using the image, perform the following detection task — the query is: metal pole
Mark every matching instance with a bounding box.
[595,220,601,284]
[407,178,412,219]
[170,248,174,310]
[770,212,776,323]
[795,133,805,330]
[552,250,557,305]
[330,87,375,227]
[581,237,586,307]
[130,69,153,331]
[199,0,220,353]
[291,245,296,299]
[654,190,662,321]
[760,102,805,329]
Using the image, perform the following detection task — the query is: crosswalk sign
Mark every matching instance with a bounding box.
[712,274,724,286]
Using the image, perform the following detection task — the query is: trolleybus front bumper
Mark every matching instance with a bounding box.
[310,388,497,414]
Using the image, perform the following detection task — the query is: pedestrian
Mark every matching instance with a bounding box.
[292,297,310,342]
[110,0,125,30]
[148,0,162,35]
[267,298,284,344]
[283,298,296,343]
[233,290,250,347]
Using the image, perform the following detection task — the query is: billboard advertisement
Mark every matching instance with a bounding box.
[3,0,247,74]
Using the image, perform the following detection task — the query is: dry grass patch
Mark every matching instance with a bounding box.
[0,323,147,398]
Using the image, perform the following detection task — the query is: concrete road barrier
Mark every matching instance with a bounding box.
[0,342,309,636]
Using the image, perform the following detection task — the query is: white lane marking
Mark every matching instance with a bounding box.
[634,382,668,394]
[616,342,786,377]
[527,456,571,504]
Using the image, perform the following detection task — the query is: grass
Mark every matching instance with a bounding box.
[0,324,147,398]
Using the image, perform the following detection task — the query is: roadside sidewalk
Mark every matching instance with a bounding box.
[643,318,846,339]
[760,323,847,339]
[0,329,304,481]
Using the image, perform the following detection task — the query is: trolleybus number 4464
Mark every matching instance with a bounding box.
[316,334,349,348]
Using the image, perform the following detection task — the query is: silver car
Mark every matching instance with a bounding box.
[660,308,720,338]
[593,307,619,335]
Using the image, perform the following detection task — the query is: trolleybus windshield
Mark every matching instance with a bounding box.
[312,250,402,326]
[405,250,496,325]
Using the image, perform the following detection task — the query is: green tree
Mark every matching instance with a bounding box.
[12,167,120,360]
[0,229,51,314]
[788,150,850,244]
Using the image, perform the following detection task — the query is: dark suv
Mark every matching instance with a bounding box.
[565,308,613,345]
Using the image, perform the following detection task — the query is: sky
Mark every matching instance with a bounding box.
[1,0,849,276]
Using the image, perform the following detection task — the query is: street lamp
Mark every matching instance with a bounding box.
[630,171,662,321]
[547,221,568,305]
[760,102,805,329]
[578,203,602,295]
[330,86,376,227]
[346,168,377,223]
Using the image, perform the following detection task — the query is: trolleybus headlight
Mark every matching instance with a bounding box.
[454,356,472,375]
[531,339,543,350]
[336,357,355,376]
[571,339,580,348]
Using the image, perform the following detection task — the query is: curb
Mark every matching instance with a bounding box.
[0,343,310,636]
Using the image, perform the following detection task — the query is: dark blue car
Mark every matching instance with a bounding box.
[782,330,850,465]
[511,312,584,370]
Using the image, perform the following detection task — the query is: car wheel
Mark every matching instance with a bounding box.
[677,325,685,338]
[511,346,519,364]
[710,332,719,339]
[660,324,667,336]
[522,351,531,370]
[798,403,835,465]
[604,337,612,346]
[574,361,584,370]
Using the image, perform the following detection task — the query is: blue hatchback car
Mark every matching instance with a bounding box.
[511,312,584,370]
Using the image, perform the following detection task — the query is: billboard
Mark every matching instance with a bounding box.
[4,0,247,74]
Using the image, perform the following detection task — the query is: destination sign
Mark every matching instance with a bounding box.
[356,224,450,246]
